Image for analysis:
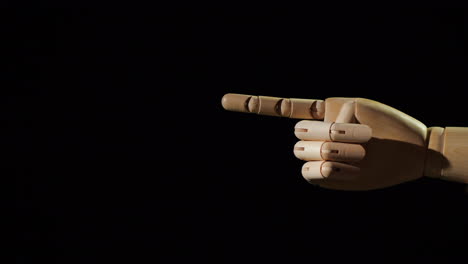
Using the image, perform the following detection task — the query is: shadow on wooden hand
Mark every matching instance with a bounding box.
[318,138,449,191]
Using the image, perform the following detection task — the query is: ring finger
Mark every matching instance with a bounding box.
[293,141,365,163]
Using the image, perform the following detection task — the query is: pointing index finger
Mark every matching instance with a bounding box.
[221,93,325,119]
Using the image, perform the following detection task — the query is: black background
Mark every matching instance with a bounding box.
[12,8,467,263]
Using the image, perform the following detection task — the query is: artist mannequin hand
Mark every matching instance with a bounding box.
[222,93,468,191]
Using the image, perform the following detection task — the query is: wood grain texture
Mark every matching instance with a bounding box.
[442,127,468,183]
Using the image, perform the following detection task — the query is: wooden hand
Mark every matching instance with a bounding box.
[221,93,464,190]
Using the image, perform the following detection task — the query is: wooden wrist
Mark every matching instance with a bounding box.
[425,126,468,183]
